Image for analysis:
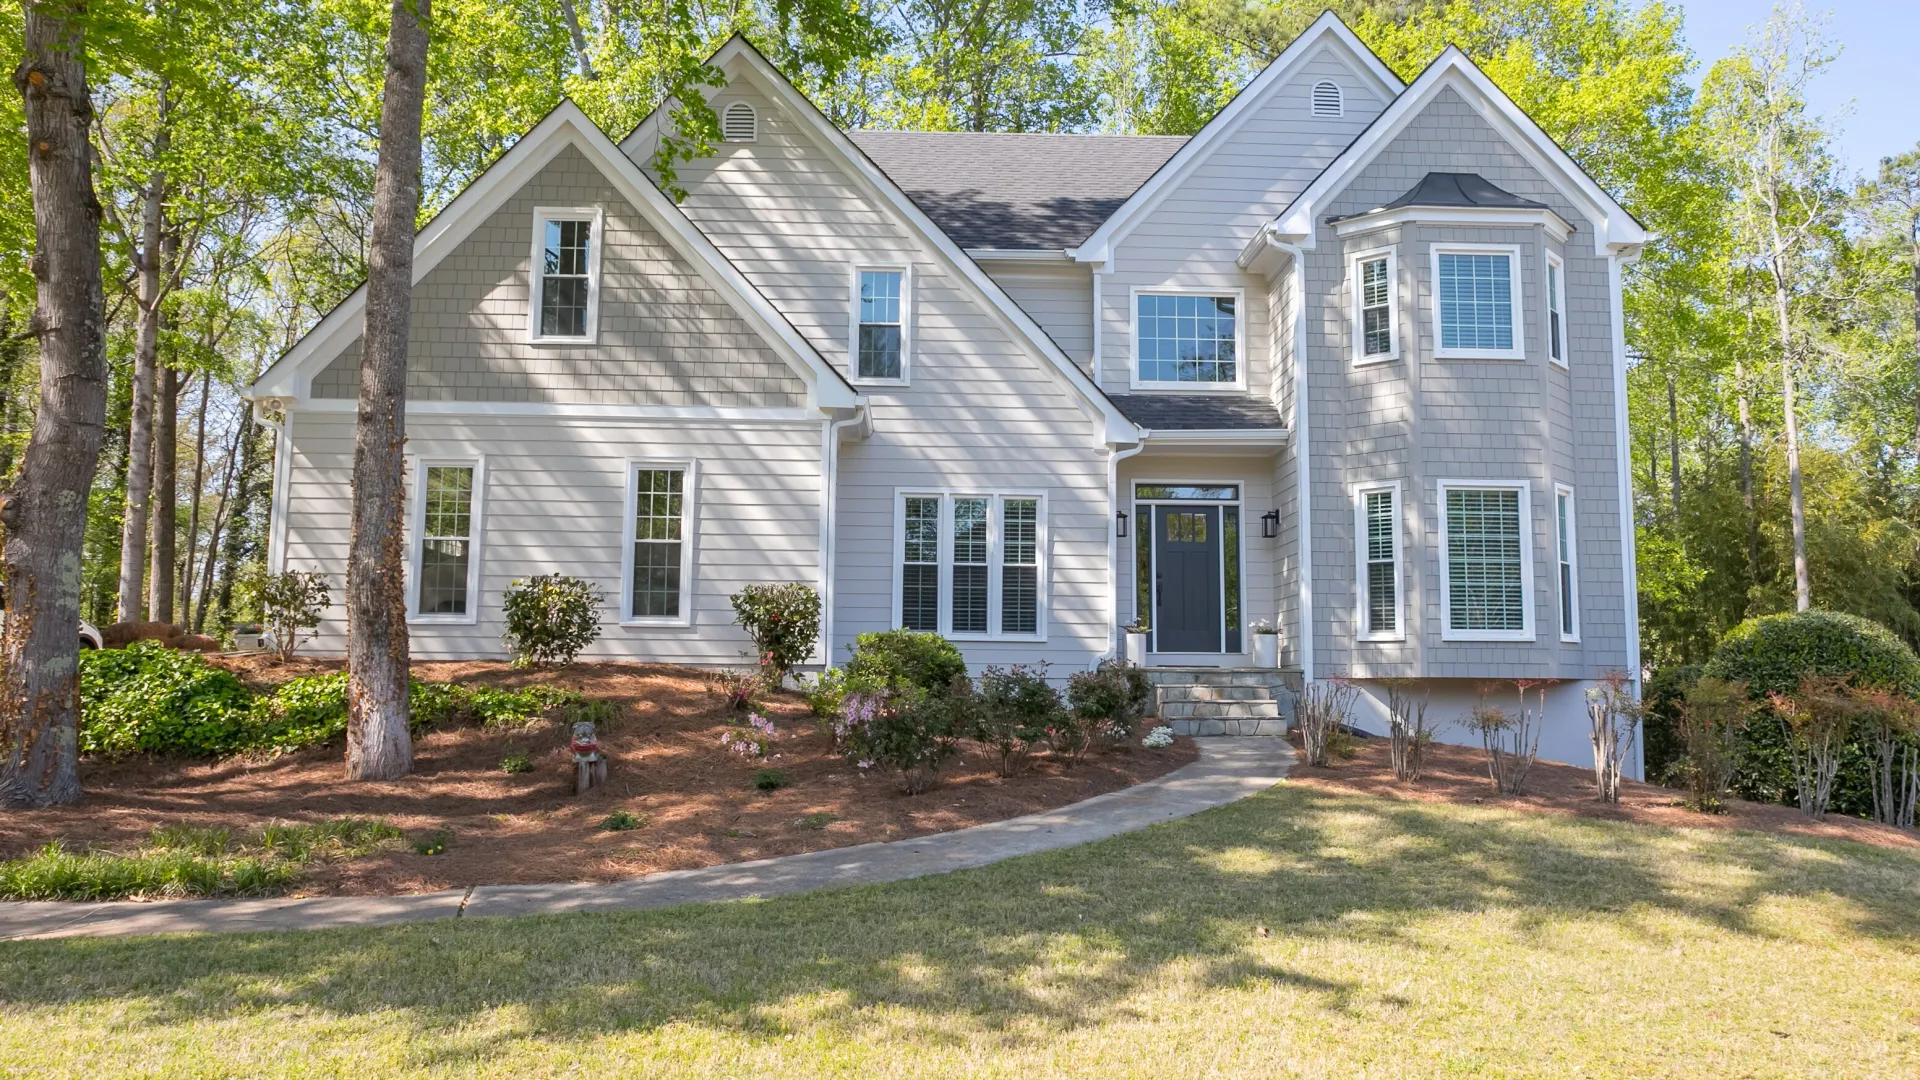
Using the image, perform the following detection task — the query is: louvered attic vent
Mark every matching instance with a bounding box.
[722,102,758,142]
[1311,81,1343,118]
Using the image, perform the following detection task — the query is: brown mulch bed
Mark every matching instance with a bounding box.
[0,658,1196,898]
[1287,734,1920,852]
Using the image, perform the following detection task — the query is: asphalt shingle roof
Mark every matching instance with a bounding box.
[1107,395,1287,431]
[848,131,1188,250]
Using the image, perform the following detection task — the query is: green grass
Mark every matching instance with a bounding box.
[2,785,1917,1077]
[0,818,404,901]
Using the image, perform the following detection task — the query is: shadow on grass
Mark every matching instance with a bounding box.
[3,783,1917,1065]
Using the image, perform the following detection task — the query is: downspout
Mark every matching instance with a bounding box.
[1273,238,1314,683]
[1105,439,1146,665]
[819,407,865,670]
[1607,248,1644,777]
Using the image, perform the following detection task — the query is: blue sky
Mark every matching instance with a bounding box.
[1675,0,1916,178]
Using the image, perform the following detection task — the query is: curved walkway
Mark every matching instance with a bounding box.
[0,737,1294,941]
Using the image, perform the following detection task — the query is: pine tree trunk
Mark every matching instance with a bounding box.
[345,0,430,781]
[181,369,210,614]
[1,2,108,807]
[149,361,177,624]
[115,81,168,622]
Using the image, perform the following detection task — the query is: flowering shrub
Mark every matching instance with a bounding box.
[1143,726,1175,749]
[729,583,821,683]
[973,664,1060,776]
[501,574,605,668]
[839,687,961,794]
[721,713,778,758]
[711,669,761,712]
[1067,659,1155,744]
[241,567,330,662]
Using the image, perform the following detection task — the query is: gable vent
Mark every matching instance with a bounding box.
[1311,81,1343,118]
[721,102,758,143]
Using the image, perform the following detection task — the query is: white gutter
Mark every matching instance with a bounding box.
[965,248,1072,261]
[1105,440,1147,665]
[819,408,867,670]
[1274,239,1314,682]
[1142,427,1289,448]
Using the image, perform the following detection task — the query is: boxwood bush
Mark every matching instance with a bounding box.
[844,629,968,697]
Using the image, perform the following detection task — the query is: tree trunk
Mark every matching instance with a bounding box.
[193,411,242,633]
[181,369,210,614]
[1,2,108,807]
[346,0,430,781]
[149,361,177,624]
[557,0,597,79]
[1910,216,1919,477]
[1776,275,1811,611]
[115,80,168,622]
[214,413,263,629]
[1667,370,1681,524]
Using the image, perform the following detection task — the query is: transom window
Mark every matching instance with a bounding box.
[1356,484,1401,640]
[1440,483,1533,640]
[1351,250,1397,363]
[623,463,695,624]
[853,268,906,382]
[897,493,1045,639]
[1134,292,1240,386]
[530,207,602,342]
[409,460,483,622]
[1434,248,1522,359]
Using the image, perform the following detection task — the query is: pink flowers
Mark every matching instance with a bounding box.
[721,712,777,758]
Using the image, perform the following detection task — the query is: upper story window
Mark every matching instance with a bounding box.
[1439,481,1533,641]
[1432,245,1524,360]
[1311,80,1344,117]
[721,101,758,142]
[1133,290,1243,389]
[1546,251,1568,367]
[852,267,907,383]
[409,458,485,624]
[529,207,603,343]
[1350,249,1397,364]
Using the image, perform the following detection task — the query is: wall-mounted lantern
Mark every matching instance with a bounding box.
[1260,509,1280,539]
[1115,510,1129,538]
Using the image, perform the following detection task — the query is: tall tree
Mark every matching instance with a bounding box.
[1856,147,1920,474]
[345,0,431,781]
[1,0,109,806]
[112,76,168,622]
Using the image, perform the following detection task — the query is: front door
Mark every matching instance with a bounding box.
[1154,505,1222,652]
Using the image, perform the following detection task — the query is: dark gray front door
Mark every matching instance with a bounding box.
[1154,505,1221,652]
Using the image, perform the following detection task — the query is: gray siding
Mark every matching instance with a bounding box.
[976,259,1093,371]
[311,145,806,407]
[1303,86,1628,680]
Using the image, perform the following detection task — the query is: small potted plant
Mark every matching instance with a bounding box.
[1251,618,1280,668]
[1123,618,1150,666]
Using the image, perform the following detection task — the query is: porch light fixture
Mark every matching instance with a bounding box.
[1115,510,1129,538]
[1260,509,1279,539]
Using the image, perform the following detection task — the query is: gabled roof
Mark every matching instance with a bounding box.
[250,101,860,410]
[1262,49,1649,258]
[847,131,1185,250]
[1071,12,1404,265]
[628,36,1141,445]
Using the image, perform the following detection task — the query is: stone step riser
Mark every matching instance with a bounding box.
[1158,701,1282,719]
[1167,718,1288,737]
[1157,685,1272,702]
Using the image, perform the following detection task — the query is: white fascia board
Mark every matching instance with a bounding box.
[966,248,1073,261]
[1140,427,1290,450]
[1271,50,1649,258]
[1073,12,1404,266]
[696,37,1141,448]
[1333,205,1572,244]
[251,100,861,413]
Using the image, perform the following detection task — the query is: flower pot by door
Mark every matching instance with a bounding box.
[1125,632,1149,666]
[1253,633,1279,669]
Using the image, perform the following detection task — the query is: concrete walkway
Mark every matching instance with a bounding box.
[0,738,1293,941]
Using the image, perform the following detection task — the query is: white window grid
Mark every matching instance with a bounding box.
[527,206,604,345]
[1430,244,1525,361]
[406,456,486,625]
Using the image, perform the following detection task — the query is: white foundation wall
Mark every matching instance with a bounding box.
[1343,678,1640,778]
[277,408,825,665]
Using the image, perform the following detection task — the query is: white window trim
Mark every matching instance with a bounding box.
[890,489,1049,642]
[1348,247,1399,366]
[1555,482,1580,642]
[1353,481,1404,643]
[1430,243,1525,361]
[619,458,698,627]
[1128,285,1249,392]
[1436,478,1535,642]
[527,205,605,345]
[406,456,487,626]
[848,264,911,386]
[1545,250,1569,368]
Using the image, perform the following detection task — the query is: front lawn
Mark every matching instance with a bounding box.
[3,783,1915,1077]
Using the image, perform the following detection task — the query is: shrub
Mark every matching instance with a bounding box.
[1143,725,1175,749]
[973,665,1060,776]
[1674,676,1751,813]
[711,669,761,712]
[841,686,961,794]
[463,684,580,730]
[722,713,777,758]
[845,630,968,697]
[730,583,821,683]
[598,810,648,832]
[1066,660,1154,744]
[78,641,256,758]
[1382,680,1439,783]
[243,567,330,662]
[802,667,852,719]
[501,752,534,774]
[501,573,605,668]
[1586,672,1641,804]
[1467,681,1552,795]
[753,767,789,791]
[1297,679,1358,769]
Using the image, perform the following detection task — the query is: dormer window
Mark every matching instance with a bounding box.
[1312,81,1343,117]
[722,102,758,142]
[529,207,603,343]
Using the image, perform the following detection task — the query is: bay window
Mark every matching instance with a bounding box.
[1438,480,1533,641]
[1432,245,1524,360]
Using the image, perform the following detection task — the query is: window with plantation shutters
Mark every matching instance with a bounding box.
[1356,485,1400,640]
[1432,246,1524,359]
[896,493,1045,639]
[1439,483,1533,640]
[1351,249,1397,363]
[1002,499,1039,635]
[1556,484,1579,640]
[901,497,940,632]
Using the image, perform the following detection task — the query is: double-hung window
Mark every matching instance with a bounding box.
[853,267,907,382]
[896,493,1045,639]
[1438,481,1533,641]
[622,462,695,624]
[1555,483,1579,641]
[1351,249,1397,363]
[1546,252,1568,367]
[1432,246,1524,359]
[1133,290,1242,388]
[530,207,603,343]
[409,459,484,622]
[1354,483,1402,640]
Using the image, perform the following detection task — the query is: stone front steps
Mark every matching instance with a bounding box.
[1147,668,1297,737]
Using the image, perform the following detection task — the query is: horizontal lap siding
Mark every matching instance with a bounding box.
[281,411,823,663]
[658,86,1113,672]
[977,261,1094,371]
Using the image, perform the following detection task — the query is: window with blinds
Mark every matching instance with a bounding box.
[1556,485,1578,639]
[1356,253,1394,360]
[1444,486,1527,634]
[897,494,1044,638]
[1360,487,1399,637]
[1436,251,1517,354]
